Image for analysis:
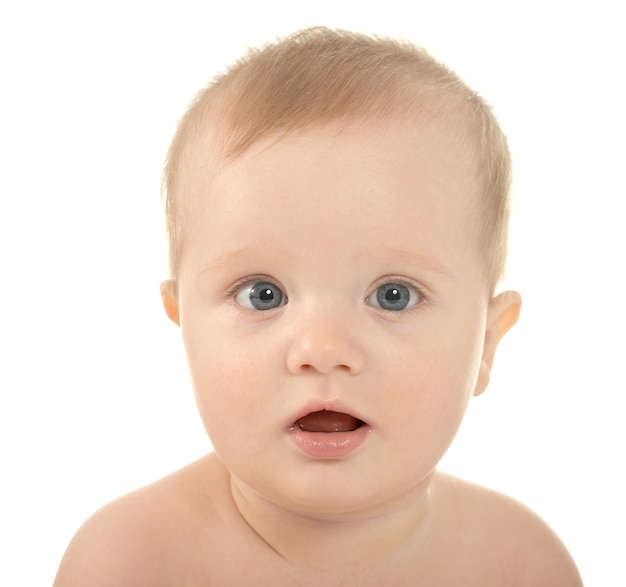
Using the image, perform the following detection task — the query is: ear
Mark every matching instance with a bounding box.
[160,279,180,326]
[474,290,522,396]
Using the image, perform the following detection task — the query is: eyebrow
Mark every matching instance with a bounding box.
[367,247,457,282]
[198,248,262,276]
[198,247,456,282]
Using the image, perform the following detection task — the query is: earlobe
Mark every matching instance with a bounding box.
[160,280,180,326]
[474,290,522,396]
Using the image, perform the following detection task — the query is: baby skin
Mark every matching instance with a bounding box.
[54,117,583,586]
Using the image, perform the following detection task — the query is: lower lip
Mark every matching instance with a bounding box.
[288,425,371,459]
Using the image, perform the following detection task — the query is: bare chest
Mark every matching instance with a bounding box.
[161,531,502,587]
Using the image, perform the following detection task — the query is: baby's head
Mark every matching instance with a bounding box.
[159,28,521,513]
[162,27,511,295]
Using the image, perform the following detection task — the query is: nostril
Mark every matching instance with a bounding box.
[298,363,351,373]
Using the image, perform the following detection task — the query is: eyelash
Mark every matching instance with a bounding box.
[226,275,428,312]
[226,275,288,311]
[365,277,428,313]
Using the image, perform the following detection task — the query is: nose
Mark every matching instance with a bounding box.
[286,316,366,375]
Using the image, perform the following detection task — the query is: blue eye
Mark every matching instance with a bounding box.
[235,281,286,311]
[367,283,420,311]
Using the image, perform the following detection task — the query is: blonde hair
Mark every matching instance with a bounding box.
[163,27,511,292]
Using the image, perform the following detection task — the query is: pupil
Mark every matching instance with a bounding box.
[248,282,284,310]
[376,283,410,311]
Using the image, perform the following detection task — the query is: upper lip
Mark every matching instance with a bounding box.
[287,399,369,430]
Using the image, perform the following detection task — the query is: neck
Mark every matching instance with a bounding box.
[229,471,436,574]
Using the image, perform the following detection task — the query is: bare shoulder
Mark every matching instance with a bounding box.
[431,471,583,586]
[53,454,232,587]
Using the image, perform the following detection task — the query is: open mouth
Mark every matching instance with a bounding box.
[288,409,370,458]
[293,409,366,433]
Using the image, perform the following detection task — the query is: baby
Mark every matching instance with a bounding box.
[54,27,582,586]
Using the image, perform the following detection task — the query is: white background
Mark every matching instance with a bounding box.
[1,1,624,585]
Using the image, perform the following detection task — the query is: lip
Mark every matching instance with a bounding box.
[288,424,371,459]
[286,400,371,459]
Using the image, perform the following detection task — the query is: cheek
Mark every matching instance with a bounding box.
[182,324,278,442]
[391,355,472,427]
[382,326,483,455]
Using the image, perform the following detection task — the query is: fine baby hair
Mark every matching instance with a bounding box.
[163,26,510,293]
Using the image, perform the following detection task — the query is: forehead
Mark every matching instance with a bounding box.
[178,117,484,283]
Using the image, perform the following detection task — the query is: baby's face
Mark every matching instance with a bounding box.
[174,117,496,514]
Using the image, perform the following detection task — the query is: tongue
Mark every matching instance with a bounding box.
[295,410,363,433]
